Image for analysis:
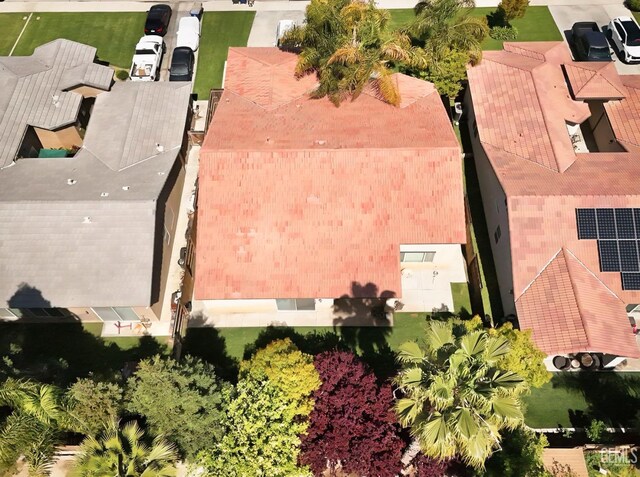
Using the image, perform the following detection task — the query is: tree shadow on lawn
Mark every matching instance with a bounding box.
[553,371,640,428]
[181,325,240,383]
[2,283,167,387]
[0,323,167,387]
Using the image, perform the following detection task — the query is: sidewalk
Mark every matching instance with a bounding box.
[0,0,629,13]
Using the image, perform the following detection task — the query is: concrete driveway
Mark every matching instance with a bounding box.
[549,4,640,75]
[247,10,305,47]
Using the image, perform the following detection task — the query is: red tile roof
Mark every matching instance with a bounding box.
[564,62,627,100]
[468,41,640,357]
[195,47,465,300]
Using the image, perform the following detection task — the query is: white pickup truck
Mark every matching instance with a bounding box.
[130,35,164,81]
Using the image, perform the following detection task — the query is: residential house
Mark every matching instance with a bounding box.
[0,39,193,329]
[192,47,467,327]
[465,41,640,366]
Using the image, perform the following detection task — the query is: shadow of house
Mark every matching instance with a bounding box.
[554,372,640,428]
[2,283,168,386]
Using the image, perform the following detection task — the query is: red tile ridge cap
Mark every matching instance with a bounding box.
[563,246,623,334]
[515,248,564,301]
[229,46,297,67]
[565,63,628,99]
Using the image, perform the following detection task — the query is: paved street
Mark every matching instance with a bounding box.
[549,4,640,75]
[247,10,305,46]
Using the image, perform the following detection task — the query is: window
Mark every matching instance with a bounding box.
[276,299,316,311]
[0,308,17,319]
[400,252,436,262]
[164,226,171,245]
[93,307,139,322]
[494,225,502,244]
[23,308,67,318]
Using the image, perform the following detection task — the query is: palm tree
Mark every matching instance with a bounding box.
[0,379,73,476]
[394,321,526,469]
[280,0,427,106]
[73,420,178,477]
[409,0,488,64]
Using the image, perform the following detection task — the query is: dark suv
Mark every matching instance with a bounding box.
[169,47,195,82]
[145,4,172,36]
[571,22,612,61]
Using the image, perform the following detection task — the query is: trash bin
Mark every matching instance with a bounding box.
[190,2,203,17]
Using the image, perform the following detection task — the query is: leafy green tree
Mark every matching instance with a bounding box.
[409,0,488,65]
[239,338,320,418]
[407,48,469,99]
[394,321,527,469]
[280,0,427,105]
[66,378,123,437]
[72,420,177,477]
[195,380,311,477]
[466,316,551,389]
[497,0,529,22]
[0,378,76,476]
[126,355,232,459]
[482,427,548,477]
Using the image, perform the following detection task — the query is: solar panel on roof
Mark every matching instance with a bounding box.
[615,208,636,239]
[634,209,640,238]
[619,240,639,271]
[576,208,597,239]
[598,240,620,272]
[596,209,617,239]
[622,272,640,290]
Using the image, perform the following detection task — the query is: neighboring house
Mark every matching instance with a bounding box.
[192,47,467,327]
[0,39,192,326]
[465,41,640,365]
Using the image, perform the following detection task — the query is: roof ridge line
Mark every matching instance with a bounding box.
[515,248,563,300]
[563,247,623,350]
[595,69,627,97]
[530,65,572,173]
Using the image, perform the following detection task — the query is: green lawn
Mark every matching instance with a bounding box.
[388,6,561,50]
[0,321,169,386]
[524,373,640,429]
[193,11,255,100]
[182,313,429,381]
[10,12,145,67]
[451,282,472,317]
[0,13,29,56]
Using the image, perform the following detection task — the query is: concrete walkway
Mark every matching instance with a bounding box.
[247,10,305,46]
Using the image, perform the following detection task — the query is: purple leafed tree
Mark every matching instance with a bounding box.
[299,350,404,476]
[412,453,450,477]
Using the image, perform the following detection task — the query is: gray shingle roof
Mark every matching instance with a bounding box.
[0,42,192,308]
[0,39,113,169]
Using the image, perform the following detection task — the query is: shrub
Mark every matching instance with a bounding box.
[586,419,609,443]
[67,378,123,437]
[115,69,129,81]
[490,26,519,41]
[498,0,529,21]
[626,0,640,11]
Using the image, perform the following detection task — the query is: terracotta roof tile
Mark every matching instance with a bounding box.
[468,41,640,357]
[195,48,465,300]
[564,62,627,100]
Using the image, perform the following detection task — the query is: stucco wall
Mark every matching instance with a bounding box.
[465,89,515,316]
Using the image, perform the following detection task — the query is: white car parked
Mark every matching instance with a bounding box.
[276,19,296,47]
[177,16,201,51]
[608,16,640,63]
[130,35,164,81]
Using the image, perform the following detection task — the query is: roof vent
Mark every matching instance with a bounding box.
[158,171,165,176]
[100,192,109,197]
[122,186,130,191]
[315,140,327,146]
[82,216,92,224]
[67,178,77,185]
[155,143,164,153]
